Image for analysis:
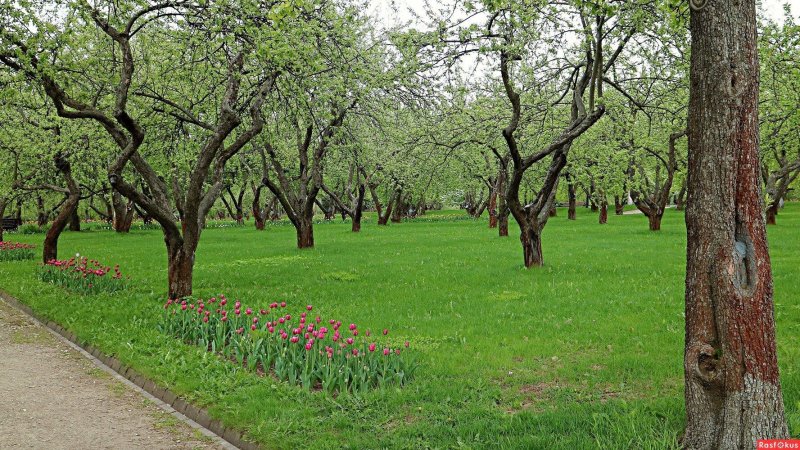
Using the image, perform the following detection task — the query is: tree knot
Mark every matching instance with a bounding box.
[687,342,721,385]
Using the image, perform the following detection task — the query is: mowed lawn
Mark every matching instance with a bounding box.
[1,205,798,449]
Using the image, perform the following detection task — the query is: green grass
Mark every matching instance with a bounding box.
[1,205,799,449]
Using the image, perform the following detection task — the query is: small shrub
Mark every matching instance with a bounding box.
[160,297,417,394]
[0,241,36,261]
[38,256,129,294]
[19,224,49,234]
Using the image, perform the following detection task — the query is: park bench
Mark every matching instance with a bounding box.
[2,217,21,232]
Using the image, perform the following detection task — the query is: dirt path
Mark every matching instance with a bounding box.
[0,299,225,450]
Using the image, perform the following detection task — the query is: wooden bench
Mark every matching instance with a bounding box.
[2,217,21,231]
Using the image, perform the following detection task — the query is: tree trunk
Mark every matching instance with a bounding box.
[488,181,499,228]
[520,224,543,268]
[765,203,777,225]
[43,154,81,263]
[36,195,47,227]
[352,185,365,232]
[68,206,81,231]
[112,191,134,233]
[568,182,577,220]
[166,236,194,300]
[614,195,625,215]
[599,201,607,224]
[498,211,509,236]
[647,212,662,231]
[683,0,789,447]
[676,182,687,211]
[296,216,314,248]
[43,197,78,262]
[378,190,397,226]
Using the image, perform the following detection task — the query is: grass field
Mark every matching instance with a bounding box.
[1,205,798,449]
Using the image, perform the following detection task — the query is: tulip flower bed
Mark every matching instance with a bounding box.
[160,296,417,393]
[38,256,129,294]
[0,241,35,261]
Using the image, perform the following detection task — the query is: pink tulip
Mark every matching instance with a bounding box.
[305,342,313,351]
[245,308,253,315]
[383,329,389,336]
[251,324,257,331]
[349,323,356,331]
[280,302,286,307]
[369,343,376,352]
[346,338,354,345]
[383,348,390,356]
[306,305,313,311]
[290,336,299,343]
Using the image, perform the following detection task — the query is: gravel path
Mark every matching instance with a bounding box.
[0,299,224,450]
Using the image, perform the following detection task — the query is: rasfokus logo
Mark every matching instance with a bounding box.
[757,440,800,449]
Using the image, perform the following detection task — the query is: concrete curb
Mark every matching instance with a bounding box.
[0,290,261,450]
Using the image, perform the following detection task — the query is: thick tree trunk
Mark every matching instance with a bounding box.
[43,154,81,263]
[166,236,194,300]
[614,195,625,215]
[43,198,78,262]
[568,183,577,220]
[296,216,314,248]
[683,0,789,447]
[68,207,81,231]
[647,212,662,231]
[112,191,134,233]
[498,212,509,236]
[599,201,607,224]
[520,225,543,268]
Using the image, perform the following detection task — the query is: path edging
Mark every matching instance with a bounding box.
[0,290,260,450]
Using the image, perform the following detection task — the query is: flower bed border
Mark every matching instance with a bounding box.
[0,289,259,450]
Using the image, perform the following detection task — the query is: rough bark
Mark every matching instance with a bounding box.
[683,0,789,447]
[166,233,194,300]
[296,217,314,249]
